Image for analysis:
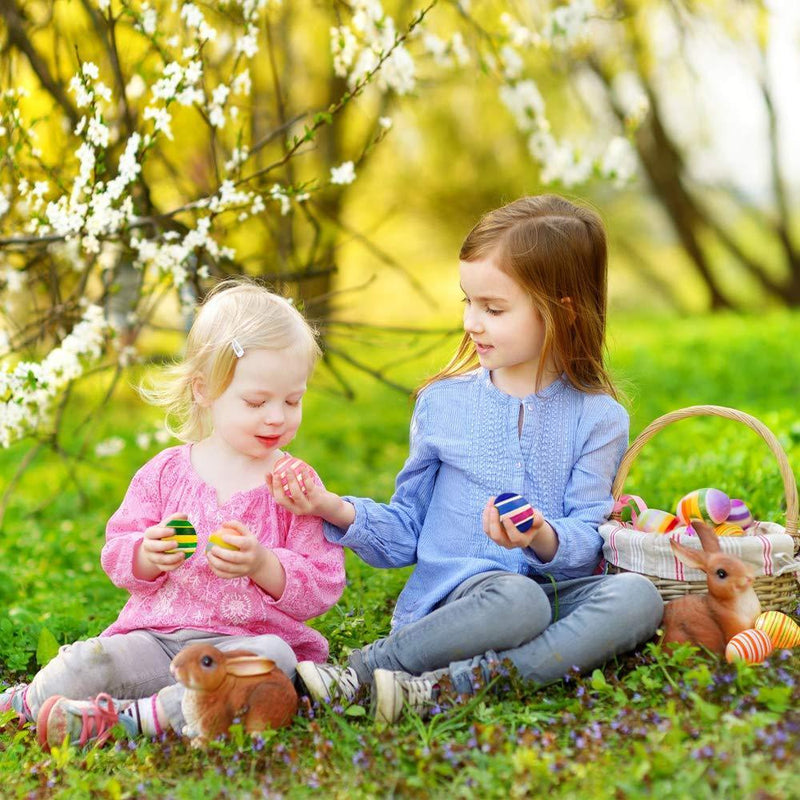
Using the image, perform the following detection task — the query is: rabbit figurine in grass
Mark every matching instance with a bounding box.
[661,519,761,656]
[169,643,298,748]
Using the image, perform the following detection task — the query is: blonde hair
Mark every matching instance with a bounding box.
[142,279,321,441]
[420,195,617,398]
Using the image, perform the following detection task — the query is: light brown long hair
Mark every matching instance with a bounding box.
[420,195,617,398]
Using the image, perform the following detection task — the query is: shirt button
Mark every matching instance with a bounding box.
[516,462,522,469]
[527,405,533,411]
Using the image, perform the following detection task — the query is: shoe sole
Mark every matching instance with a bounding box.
[372,669,402,724]
[35,694,65,751]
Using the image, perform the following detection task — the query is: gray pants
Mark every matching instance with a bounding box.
[23,629,297,733]
[350,571,663,693]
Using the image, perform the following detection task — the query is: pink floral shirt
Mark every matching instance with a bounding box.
[100,445,346,662]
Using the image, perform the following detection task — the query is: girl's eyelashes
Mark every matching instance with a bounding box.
[245,398,302,408]
[462,295,502,316]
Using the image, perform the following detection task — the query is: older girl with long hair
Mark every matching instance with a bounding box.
[273,195,663,722]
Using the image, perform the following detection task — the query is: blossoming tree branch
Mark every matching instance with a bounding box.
[0,0,646,495]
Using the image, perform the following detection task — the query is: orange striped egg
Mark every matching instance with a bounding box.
[754,611,800,649]
[633,508,679,534]
[725,629,773,664]
[714,522,745,537]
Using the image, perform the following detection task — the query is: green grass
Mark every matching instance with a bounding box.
[2,312,800,799]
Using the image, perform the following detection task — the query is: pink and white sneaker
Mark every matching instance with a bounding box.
[36,693,137,750]
[0,684,32,724]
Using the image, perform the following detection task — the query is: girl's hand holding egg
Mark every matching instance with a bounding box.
[484,494,545,550]
[139,515,195,574]
[206,521,262,580]
[267,454,329,517]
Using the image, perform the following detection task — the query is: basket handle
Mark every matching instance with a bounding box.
[611,404,798,537]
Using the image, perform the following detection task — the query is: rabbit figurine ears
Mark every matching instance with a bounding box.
[669,518,722,571]
[223,653,277,678]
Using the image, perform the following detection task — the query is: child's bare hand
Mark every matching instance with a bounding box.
[267,455,326,515]
[483,499,544,550]
[139,515,191,573]
[206,520,264,580]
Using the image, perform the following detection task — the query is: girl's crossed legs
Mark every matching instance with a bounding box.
[299,570,662,718]
[12,629,296,742]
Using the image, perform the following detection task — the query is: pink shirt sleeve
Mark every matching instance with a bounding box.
[100,448,178,595]
[267,509,346,621]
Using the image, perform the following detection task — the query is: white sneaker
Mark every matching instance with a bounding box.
[372,669,437,724]
[296,662,362,704]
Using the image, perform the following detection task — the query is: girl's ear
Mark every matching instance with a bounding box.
[192,376,211,407]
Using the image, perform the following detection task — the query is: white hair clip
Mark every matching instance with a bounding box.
[231,338,244,358]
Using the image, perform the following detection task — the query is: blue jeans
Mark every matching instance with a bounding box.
[349,571,663,693]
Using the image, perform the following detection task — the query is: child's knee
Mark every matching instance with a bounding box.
[611,573,664,635]
[482,575,550,642]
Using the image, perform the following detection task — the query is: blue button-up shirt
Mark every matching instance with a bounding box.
[324,369,628,631]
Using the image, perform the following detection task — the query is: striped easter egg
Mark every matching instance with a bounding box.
[633,508,679,534]
[615,494,647,524]
[714,522,745,537]
[725,629,773,664]
[676,488,731,525]
[166,519,197,558]
[494,492,535,533]
[727,499,755,529]
[754,611,800,649]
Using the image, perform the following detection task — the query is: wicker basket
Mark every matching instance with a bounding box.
[606,405,800,612]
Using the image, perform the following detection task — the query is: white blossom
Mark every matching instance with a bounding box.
[330,161,356,185]
[0,305,108,448]
[95,436,125,457]
[600,136,638,187]
[546,0,595,51]
[500,80,545,132]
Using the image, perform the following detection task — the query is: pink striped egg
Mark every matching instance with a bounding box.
[754,611,800,649]
[676,488,731,525]
[494,493,535,533]
[725,629,773,664]
[615,494,647,524]
[727,499,754,529]
[633,508,679,534]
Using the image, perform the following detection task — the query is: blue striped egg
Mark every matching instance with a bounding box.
[494,492,535,533]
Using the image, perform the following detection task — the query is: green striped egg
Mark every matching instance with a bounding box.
[166,519,197,558]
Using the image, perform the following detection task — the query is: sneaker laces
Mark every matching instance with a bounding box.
[74,693,120,747]
[322,665,360,699]
[402,676,435,714]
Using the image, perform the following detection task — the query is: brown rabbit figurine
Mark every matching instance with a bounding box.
[661,519,761,655]
[169,643,298,747]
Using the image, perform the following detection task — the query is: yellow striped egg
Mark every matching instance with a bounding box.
[165,519,197,558]
[714,522,745,537]
[754,611,800,649]
[205,527,242,553]
[725,629,773,664]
